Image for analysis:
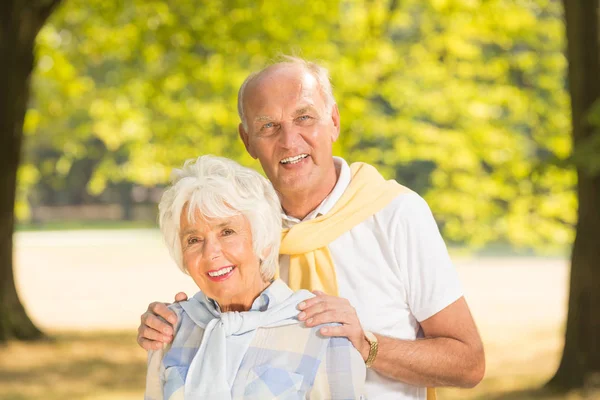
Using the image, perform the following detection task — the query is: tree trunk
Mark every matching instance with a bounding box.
[0,0,62,343]
[118,182,134,221]
[547,0,600,391]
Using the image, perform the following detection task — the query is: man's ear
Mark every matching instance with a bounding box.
[238,123,257,159]
[330,104,340,142]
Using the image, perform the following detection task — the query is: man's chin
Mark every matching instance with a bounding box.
[276,175,312,193]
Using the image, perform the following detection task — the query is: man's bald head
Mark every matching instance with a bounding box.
[237,56,336,130]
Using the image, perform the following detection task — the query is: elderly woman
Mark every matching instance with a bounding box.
[145,155,365,400]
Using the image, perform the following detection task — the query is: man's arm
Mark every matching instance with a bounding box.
[299,293,485,388]
[137,292,188,350]
[368,297,484,388]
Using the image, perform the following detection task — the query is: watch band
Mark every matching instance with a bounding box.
[364,331,379,368]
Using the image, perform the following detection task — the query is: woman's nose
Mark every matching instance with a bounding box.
[204,238,222,260]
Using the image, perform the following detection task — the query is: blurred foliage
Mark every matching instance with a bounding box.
[20,0,574,249]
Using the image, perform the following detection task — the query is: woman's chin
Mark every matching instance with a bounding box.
[203,282,242,305]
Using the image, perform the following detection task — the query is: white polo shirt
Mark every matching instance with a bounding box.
[279,157,463,400]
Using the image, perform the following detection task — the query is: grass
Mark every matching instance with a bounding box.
[0,330,598,400]
[0,331,146,400]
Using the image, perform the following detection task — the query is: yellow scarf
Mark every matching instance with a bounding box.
[279,162,408,295]
[278,161,437,400]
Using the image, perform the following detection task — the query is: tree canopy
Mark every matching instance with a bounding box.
[22,0,571,250]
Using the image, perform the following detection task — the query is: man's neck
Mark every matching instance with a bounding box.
[279,165,340,220]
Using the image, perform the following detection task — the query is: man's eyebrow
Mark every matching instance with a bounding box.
[254,115,274,123]
[293,106,317,116]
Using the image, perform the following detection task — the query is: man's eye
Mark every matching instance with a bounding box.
[263,122,274,129]
[297,115,312,122]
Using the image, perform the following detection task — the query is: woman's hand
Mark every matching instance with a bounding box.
[137,292,188,350]
[297,291,370,361]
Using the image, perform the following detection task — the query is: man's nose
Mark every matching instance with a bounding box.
[279,123,299,149]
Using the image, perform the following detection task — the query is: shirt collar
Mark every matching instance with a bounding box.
[281,157,351,228]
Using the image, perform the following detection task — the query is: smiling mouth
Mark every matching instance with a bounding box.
[280,154,308,164]
[207,266,235,277]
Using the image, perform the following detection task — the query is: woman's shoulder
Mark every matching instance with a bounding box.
[166,301,189,326]
[256,322,352,355]
[166,296,206,338]
[253,323,365,399]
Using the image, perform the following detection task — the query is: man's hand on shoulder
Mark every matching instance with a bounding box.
[137,292,188,350]
[297,291,370,361]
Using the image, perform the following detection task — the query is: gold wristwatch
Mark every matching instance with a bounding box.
[364,331,379,368]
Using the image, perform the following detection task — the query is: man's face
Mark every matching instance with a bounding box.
[238,66,340,196]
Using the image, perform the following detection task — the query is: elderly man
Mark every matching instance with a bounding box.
[138,56,485,399]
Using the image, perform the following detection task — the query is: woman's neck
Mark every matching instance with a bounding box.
[217,279,271,312]
[220,303,251,313]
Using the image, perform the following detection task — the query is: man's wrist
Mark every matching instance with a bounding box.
[363,331,379,368]
[360,335,371,361]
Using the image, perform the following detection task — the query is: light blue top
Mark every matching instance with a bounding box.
[145,279,366,399]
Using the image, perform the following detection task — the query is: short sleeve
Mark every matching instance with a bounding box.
[389,192,463,322]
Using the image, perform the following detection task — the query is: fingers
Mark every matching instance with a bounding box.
[141,313,174,335]
[147,302,177,325]
[174,292,188,303]
[298,300,327,319]
[301,309,355,327]
[319,325,369,360]
[138,335,165,351]
[317,321,362,350]
[142,309,174,334]
[298,294,348,311]
[297,295,367,358]
[298,297,352,323]
[136,301,178,350]
[137,319,172,351]
[297,295,367,359]
[319,324,349,337]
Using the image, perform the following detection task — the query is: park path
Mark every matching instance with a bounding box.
[14,229,569,374]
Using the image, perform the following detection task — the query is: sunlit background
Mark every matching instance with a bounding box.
[4,0,586,399]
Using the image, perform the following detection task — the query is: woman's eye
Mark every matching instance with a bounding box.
[222,229,235,236]
[187,237,201,245]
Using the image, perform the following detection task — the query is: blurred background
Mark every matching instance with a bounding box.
[2,0,598,399]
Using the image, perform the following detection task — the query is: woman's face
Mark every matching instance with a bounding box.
[179,205,268,311]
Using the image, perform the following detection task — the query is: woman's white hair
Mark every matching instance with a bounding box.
[158,155,282,281]
[237,55,336,131]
